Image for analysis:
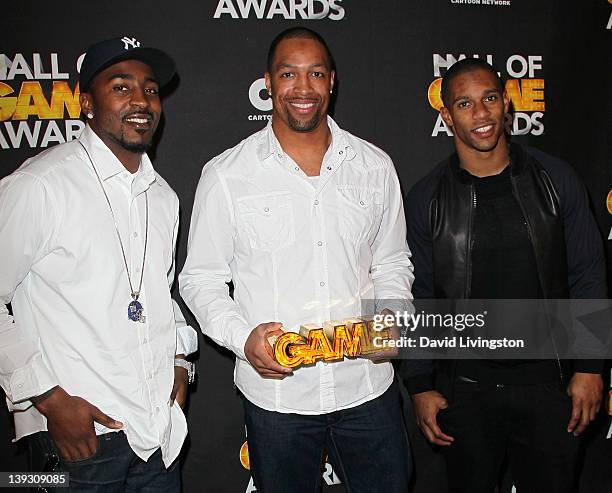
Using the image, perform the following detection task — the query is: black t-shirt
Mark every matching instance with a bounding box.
[457,166,559,384]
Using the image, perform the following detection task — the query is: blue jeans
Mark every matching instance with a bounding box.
[243,380,412,493]
[28,431,180,492]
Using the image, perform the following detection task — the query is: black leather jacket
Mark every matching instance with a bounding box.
[400,143,607,396]
[431,144,568,299]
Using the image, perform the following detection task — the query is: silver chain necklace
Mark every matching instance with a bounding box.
[79,141,149,323]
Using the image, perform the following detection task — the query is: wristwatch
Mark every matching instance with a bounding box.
[174,358,196,384]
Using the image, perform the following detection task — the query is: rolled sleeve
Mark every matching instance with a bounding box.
[173,301,199,357]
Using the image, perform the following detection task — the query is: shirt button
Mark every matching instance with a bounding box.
[359,200,365,206]
[133,231,138,238]
[264,207,270,212]
[314,200,319,205]
[339,150,343,155]
[320,281,325,287]
[317,241,323,246]
[326,166,332,171]
[278,153,283,159]
[294,166,299,171]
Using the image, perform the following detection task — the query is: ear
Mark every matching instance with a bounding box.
[79,92,94,118]
[330,70,336,92]
[440,105,453,128]
[264,72,272,94]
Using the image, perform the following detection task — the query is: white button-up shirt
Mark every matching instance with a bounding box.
[0,125,198,467]
[180,117,413,414]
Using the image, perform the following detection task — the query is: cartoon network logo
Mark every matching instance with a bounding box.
[449,0,511,6]
[247,78,272,122]
[214,0,345,20]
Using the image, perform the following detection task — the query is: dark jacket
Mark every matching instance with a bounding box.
[400,143,607,396]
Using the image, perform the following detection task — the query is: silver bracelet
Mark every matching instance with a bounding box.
[174,358,195,384]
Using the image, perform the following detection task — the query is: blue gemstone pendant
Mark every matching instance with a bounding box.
[128,299,144,322]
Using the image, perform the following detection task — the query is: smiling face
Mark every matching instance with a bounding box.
[265,37,335,134]
[80,59,161,161]
[440,68,509,157]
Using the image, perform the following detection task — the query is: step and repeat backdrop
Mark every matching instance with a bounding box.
[1,1,611,492]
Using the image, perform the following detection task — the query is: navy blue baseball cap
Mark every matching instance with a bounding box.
[79,36,176,91]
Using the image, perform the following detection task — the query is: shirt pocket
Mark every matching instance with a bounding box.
[336,186,383,243]
[237,192,296,252]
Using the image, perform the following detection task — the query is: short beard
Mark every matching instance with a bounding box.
[287,110,322,133]
[112,131,153,154]
[120,138,152,153]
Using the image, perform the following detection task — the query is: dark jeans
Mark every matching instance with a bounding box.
[438,381,579,493]
[27,431,180,493]
[243,380,412,493]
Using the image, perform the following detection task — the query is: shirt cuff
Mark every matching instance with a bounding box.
[225,317,253,361]
[6,397,32,412]
[176,324,198,357]
[7,353,59,404]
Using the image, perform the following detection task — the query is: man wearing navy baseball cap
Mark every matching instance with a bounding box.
[0,37,197,492]
[79,36,176,92]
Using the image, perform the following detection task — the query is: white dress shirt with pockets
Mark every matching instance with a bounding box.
[180,117,413,414]
[0,125,198,467]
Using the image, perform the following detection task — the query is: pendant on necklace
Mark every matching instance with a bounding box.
[128,299,146,323]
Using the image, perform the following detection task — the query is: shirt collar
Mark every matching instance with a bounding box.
[256,115,356,165]
[78,124,157,190]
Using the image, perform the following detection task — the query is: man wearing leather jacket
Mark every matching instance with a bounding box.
[400,58,607,492]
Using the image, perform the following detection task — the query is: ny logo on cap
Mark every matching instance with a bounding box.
[121,37,141,50]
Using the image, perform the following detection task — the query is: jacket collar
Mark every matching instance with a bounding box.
[449,141,527,184]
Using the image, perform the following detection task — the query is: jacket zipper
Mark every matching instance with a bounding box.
[510,175,564,384]
[465,184,476,298]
